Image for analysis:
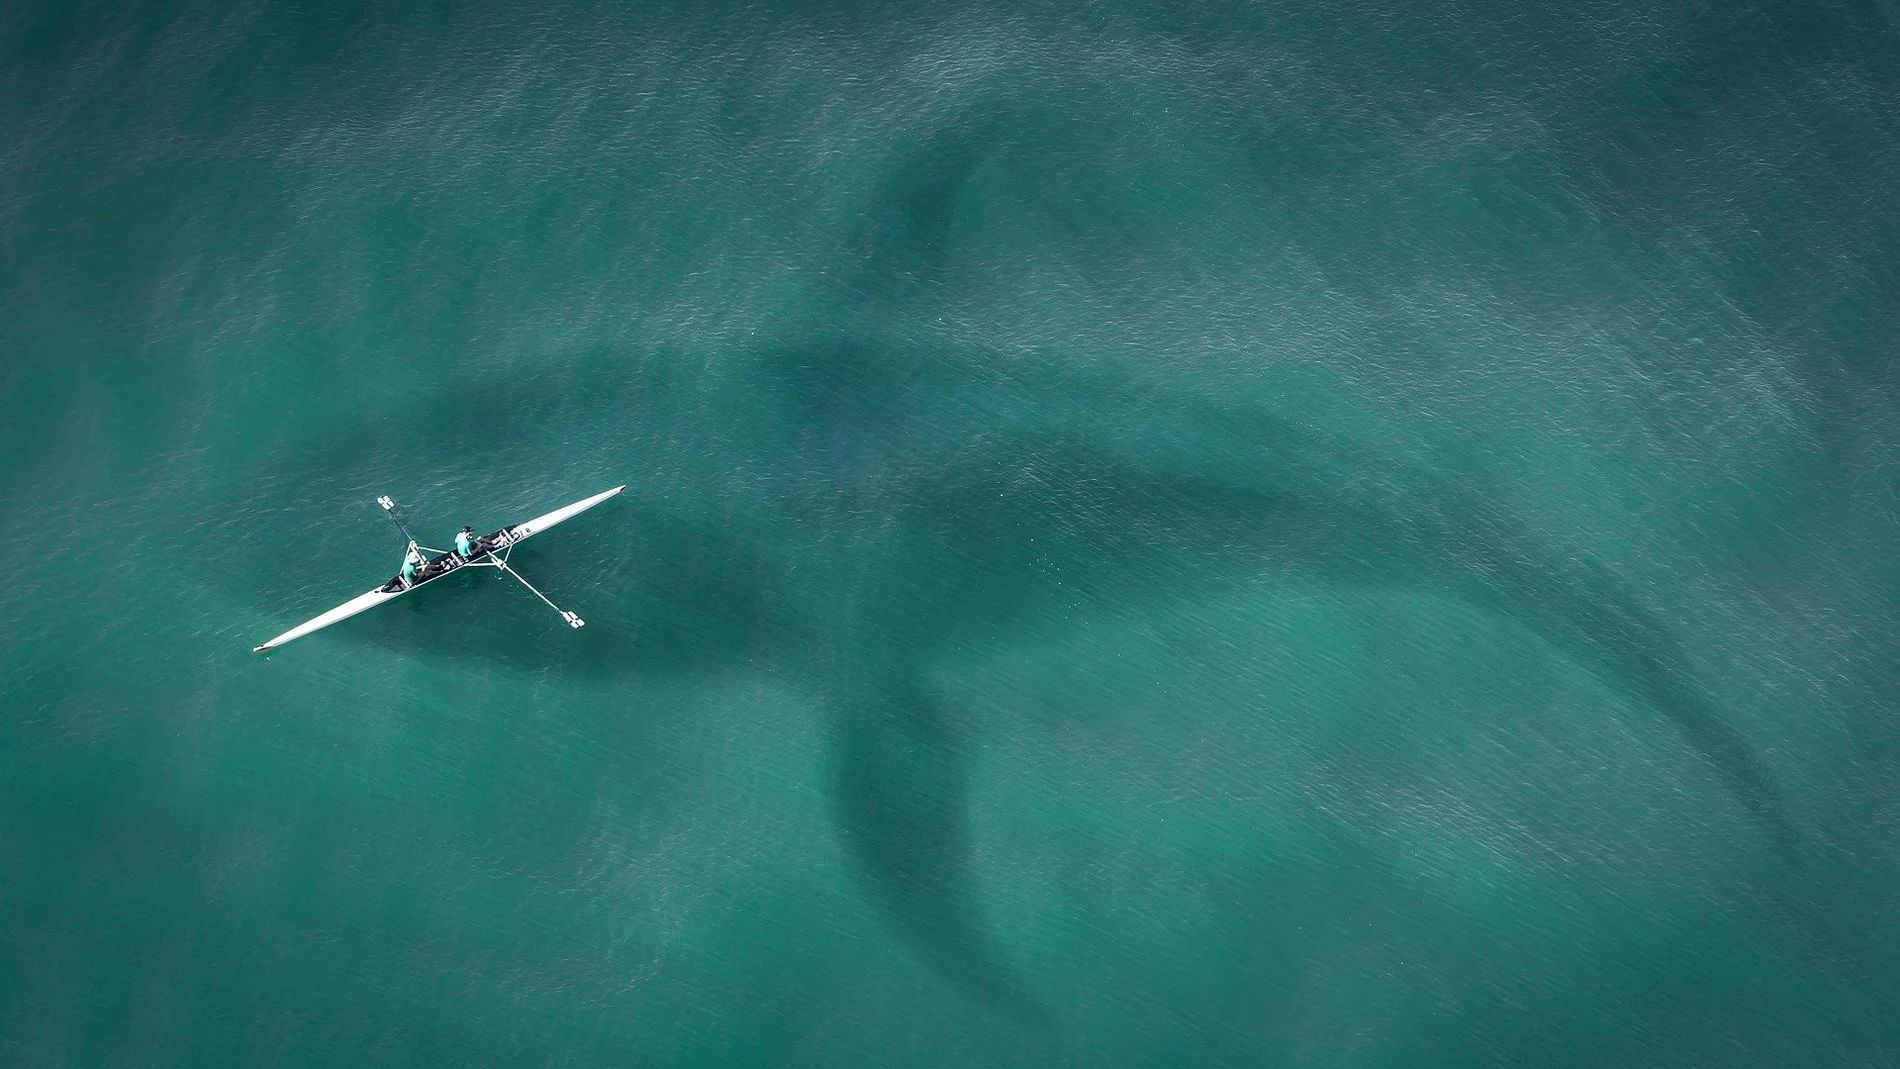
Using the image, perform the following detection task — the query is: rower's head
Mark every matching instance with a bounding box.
[462,526,474,534]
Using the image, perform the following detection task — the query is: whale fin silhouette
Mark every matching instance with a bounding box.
[831,673,1048,1023]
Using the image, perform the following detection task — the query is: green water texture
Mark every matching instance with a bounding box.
[5,1,1900,1065]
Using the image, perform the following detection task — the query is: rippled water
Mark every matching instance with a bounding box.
[4,1,1898,1065]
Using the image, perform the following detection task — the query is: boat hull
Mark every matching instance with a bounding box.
[252,485,624,651]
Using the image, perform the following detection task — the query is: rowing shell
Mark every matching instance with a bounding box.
[252,485,624,652]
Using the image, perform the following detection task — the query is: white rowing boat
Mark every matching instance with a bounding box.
[252,485,624,652]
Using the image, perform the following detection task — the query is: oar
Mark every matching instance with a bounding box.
[378,496,449,556]
[377,495,419,543]
[483,553,585,629]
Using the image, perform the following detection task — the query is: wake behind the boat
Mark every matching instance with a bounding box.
[252,485,625,652]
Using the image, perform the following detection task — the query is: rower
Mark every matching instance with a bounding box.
[454,526,477,559]
[401,545,424,587]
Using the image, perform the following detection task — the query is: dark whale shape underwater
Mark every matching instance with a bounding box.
[244,125,1800,1024]
[781,130,1799,1021]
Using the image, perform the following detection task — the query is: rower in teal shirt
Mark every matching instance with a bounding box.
[454,526,477,558]
[401,545,424,587]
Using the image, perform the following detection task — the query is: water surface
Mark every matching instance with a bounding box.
[4,1,1899,1065]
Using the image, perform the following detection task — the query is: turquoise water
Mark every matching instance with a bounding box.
[5,1,1900,1064]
